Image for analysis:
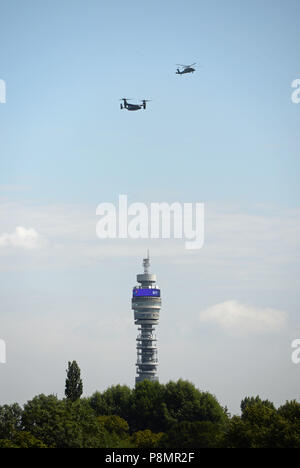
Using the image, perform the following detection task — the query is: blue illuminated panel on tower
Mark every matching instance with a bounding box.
[133,288,160,298]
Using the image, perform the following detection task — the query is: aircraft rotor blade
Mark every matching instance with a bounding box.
[176,63,196,68]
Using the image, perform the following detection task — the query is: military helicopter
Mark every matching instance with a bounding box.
[175,63,196,75]
[120,98,151,111]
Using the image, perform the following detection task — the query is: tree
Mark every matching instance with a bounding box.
[0,431,48,448]
[130,380,166,432]
[89,380,228,434]
[163,380,228,427]
[0,403,23,439]
[89,385,133,422]
[225,401,300,448]
[98,415,130,447]
[160,421,223,448]
[240,396,275,415]
[278,400,300,423]
[131,429,164,448]
[98,415,129,438]
[65,361,83,402]
[22,394,107,448]
[224,415,253,448]
[129,380,228,433]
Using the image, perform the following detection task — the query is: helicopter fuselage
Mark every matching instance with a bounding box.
[120,99,147,111]
[126,104,142,111]
[176,67,195,75]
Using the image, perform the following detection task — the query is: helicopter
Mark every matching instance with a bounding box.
[120,98,151,111]
[175,63,196,75]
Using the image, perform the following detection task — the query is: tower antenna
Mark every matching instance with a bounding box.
[143,250,150,274]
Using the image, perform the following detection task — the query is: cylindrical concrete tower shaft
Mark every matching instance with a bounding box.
[131,252,161,384]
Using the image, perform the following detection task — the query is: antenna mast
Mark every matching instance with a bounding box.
[143,250,150,274]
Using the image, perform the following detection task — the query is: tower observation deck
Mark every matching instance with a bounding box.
[132,252,161,384]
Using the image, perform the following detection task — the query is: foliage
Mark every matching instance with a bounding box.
[89,385,133,422]
[98,415,129,438]
[278,400,300,423]
[98,415,131,447]
[0,403,23,439]
[240,396,275,415]
[225,400,300,448]
[130,429,164,448]
[0,431,48,448]
[90,380,228,433]
[160,421,224,448]
[65,361,83,402]
[2,382,300,448]
[22,394,107,448]
[163,380,228,426]
[130,380,166,432]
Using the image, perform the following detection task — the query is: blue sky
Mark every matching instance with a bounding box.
[0,0,300,414]
[0,0,299,204]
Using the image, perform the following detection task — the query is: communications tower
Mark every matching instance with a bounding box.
[132,252,161,384]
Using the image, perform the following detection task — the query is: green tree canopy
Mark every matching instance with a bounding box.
[0,431,48,448]
[94,379,228,433]
[131,429,164,448]
[225,401,300,448]
[131,380,228,432]
[0,403,23,439]
[65,361,83,402]
[98,415,130,448]
[160,421,224,448]
[89,385,133,422]
[278,400,300,423]
[3,379,300,448]
[164,380,228,426]
[130,380,166,432]
[98,415,129,438]
[240,396,275,415]
[22,394,107,448]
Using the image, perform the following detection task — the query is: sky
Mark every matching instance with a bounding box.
[0,0,300,415]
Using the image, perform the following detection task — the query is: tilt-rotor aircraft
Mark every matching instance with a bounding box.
[120,98,151,111]
[175,63,196,75]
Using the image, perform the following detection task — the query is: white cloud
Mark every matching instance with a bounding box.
[0,201,299,293]
[199,300,287,334]
[0,226,45,249]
